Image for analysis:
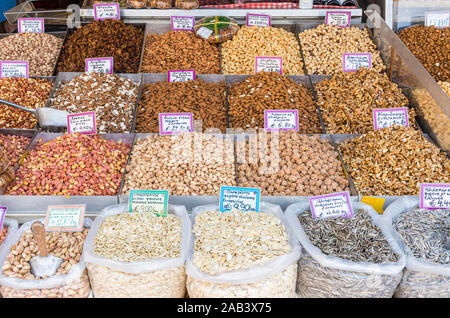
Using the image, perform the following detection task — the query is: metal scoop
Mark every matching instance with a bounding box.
[29,221,63,278]
[0,99,68,128]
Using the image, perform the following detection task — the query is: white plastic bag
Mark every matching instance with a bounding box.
[0,218,18,247]
[186,202,301,298]
[83,203,191,298]
[383,196,450,298]
[0,218,92,298]
[285,201,406,298]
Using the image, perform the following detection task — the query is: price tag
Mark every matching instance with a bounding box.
[309,191,353,219]
[0,207,6,230]
[246,14,271,27]
[67,112,97,135]
[197,27,213,39]
[373,108,409,130]
[343,53,372,72]
[255,56,282,74]
[220,186,261,212]
[93,3,120,20]
[361,196,385,214]
[264,110,299,132]
[0,61,29,78]
[159,113,194,135]
[171,16,195,31]
[420,183,450,209]
[425,11,450,28]
[129,190,169,217]
[168,70,195,82]
[44,205,85,232]
[18,18,44,33]
[325,11,351,27]
[85,57,114,74]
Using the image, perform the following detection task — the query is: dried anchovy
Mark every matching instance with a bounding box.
[393,208,449,265]
[299,210,398,263]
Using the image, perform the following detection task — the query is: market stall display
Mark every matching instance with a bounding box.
[227,72,320,131]
[0,33,64,77]
[141,31,220,74]
[221,25,304,75]
[0,134,31,169]
[0,77,53,129]
[84,204,190,298]
[285,201,405,298]
[136,77,227,133]
[48,73,140,133]
[314,68,416,134]
[338,125,450,196]
[57,20,144,73]
[186,203,300,298]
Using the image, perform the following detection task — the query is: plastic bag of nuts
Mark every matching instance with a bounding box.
[186,202,301,298]
[383,196,450,298]
[285,201,406,298]
[83,203,191,298]
[175,0,199,9]
[194,16,239,44]
[0,218,92,298]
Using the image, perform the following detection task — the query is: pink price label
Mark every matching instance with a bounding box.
[343,53,372,72]
[246,14,271,27]
[85,57,114,74]
[94,3,120,20]
[325,11,351,27]
[18,18,44,33]
[159,113,194,135]
[171,16,195,31]
[420,183,450,210]
[373,108,409,130]
[168,70,196,82]
[67,112,97,135]
[255,57,282,74]
[309,191,353,219]
[0,61,29,78]
[0,207,6,230]
[264,110,299,132]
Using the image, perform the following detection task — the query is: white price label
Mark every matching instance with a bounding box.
[93,3,120,20]
[85,57,113,74]
[343,53,372,72]
[171,16,195,31]
[220,186,261,212]
[44,205,85,232]
[18,18,44,33]
[309,191,353,219]
[197,27,213,39]
[0,61,29,78]
[325,11,351,27]
[159,113,194,135]
[168,70,195,82]
[264,110,299,132]
[255,57,282,74]
[373,108,409,130]
[425,11,450,28]
[420,184,450,209]
[67,112,97,135]
[246,14,271,27]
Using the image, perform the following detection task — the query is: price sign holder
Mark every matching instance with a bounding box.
[219,186,261,212]
[420,183,450,209]
[129,190,169,216]
[67,112,97,135]
[44,205,85,232]
[309,191,353,219]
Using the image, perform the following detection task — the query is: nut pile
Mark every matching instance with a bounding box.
[0,227,8,245]
[338,125,450,195]
[57,20,144,73]
[398,25,449,82]
[315,68,415,134]
[93,212,181,262]
[237,132,349,196]
[222,26,304,75]
[136,78,226,132]
[299,24,385,75]
[6,133,130,196]
[49,73,139,133]
[228,72,321,132]
[0,77,53,129]
[0,33,63,76]
[299,210,398,263]
[0,134,30,169]
[393,208,449,265]
[122,133,236,196]
[141,31,220,74]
